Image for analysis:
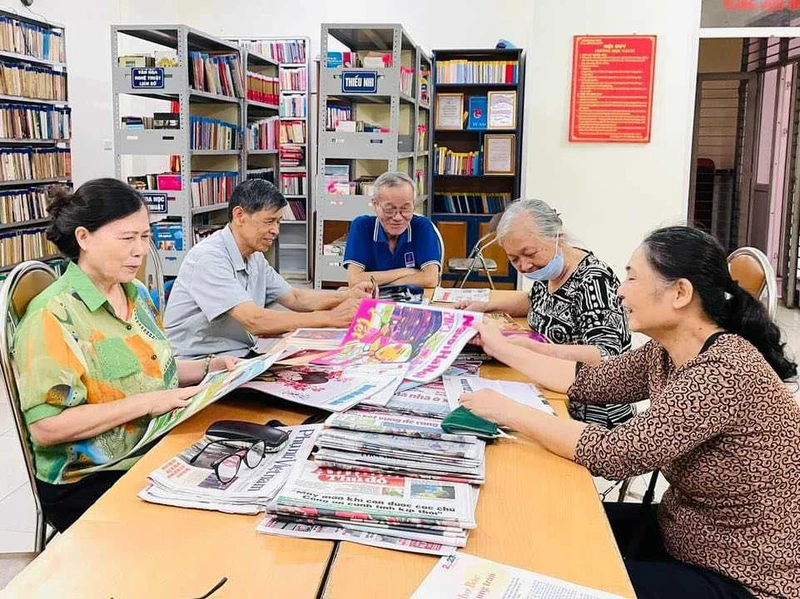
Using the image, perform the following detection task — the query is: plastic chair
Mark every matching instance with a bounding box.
[727,247,777,320]
[137,241,166,319]
[431,221,445,285]
[0,261,58,552]
[448,213,503,289]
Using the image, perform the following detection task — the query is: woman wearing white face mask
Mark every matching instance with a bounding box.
[459,198,633,428]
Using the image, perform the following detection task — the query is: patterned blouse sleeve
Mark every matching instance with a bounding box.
[13,307,89,425]
[568,341,654,406]
[573,357,741,480]
[574,268,630,357]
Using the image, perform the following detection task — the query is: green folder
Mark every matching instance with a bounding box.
[441,406,503,439]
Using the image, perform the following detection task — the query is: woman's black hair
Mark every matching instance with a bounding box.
[46,178,147,260]
[643,226,796,381]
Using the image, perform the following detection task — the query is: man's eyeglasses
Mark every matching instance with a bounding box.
[379,205,414,219]
[188,438,268,484]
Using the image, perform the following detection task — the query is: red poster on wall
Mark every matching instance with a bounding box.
[569,35,657,143]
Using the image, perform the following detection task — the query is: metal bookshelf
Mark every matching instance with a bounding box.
[229,36,312,282]
[0,9,70,273]
[315,23,431,288]
[112,25,244,277]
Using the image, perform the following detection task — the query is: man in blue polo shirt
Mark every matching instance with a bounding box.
[343,172,441,288]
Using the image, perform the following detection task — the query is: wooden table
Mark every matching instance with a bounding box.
[3,292,634,599]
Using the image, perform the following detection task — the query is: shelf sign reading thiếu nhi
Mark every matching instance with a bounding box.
[341,71,378,94]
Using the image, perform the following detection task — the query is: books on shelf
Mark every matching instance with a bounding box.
[416,124,427,152]
[400,66,414,96]
[190,171,239,208]
[0,103,69,139]
[325,104,351,131]
[190,116,241,151]
[0,147,70,181]
[127,172,181,192]
[0,17,65,63]
[415,170,426,196]
[281,199,306,221]
[419,67,430,104]
[189,52,244,98]
[280,95,306,118]
[433,192,510,215]
[118,52,178,68]
[0,62,67,101]
[0,227,58,267]
[240,40,306,65]
[279,120,305,144]
[246,116,278,151]
[246,167,275,184]
[280,173,305,196]
[279,68,306,92]
[151,222,184,252]
[247,72,278,105]
[122,112,179,130]
[435,59,519,84]
[433,145,481,176]
[0,184,59,223]
[193,224,223,244]
[279,145,304,168]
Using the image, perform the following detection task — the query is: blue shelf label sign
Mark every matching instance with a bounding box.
[143,192,168,214]
[342,71,378,93]
[131,67,165,89]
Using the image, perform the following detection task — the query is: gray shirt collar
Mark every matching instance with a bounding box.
[221,225,247,272]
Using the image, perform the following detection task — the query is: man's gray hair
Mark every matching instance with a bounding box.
[496,199,563,241]
[372,171,415,202]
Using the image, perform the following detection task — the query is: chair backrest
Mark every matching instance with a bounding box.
[0,260,58,551]
[727,246,777,320]
[430,221,445,281]
[136,241,165,318]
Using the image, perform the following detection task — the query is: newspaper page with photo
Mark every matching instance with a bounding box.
[311,299,482,382]
[269,463,478,529]
[442,375,555,415]
[241,363,408,412]
[138,424,321,514]
[412,552,627,599]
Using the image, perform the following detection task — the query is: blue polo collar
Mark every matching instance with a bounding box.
[373,216,412,245]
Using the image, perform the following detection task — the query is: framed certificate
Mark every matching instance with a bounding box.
[435,93,464,130]
[487,91,517,130]
[484,134,516,175]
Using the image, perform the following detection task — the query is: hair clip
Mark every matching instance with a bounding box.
[724,292,733,301]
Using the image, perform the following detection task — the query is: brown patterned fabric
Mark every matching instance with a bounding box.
[569,334,800,599]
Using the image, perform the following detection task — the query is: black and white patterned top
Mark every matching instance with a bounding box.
[527,251,634,428]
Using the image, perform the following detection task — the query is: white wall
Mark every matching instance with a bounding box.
[524,0,703,278]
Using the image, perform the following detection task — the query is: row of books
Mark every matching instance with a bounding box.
[400,66,414,96]
[325,51,392,69]
[247,116,279,151]
[324,178,376,196]
[0,104,70,140]
[0,62,67,101]
[433,146,481,176]
[325,104,351,131]
[280,120,306,144]
[194,224,224,244]
[280,173,306,196]
[435,60,519,85]
[0,228,58,268]
[280,199,306,221]
[0,185,57,224]
[0,147,70,182]
[190,116,241,151]
[280,95,306,118]
[151,222,184,252]
[189,52,244,99]
[121,112,179,130]
[433,193,511,215]
[118,53,178,68]
[240,40,306,65]
[419,68,431,104]
[0,17,65,63]
[247,72,278,106]
[127,173,180,192]
[334,120,389,134]
[190,171,239,208]
[279,69,306,92]
[279,145,304,168]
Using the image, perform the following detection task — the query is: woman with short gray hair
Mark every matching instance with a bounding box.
[462,198,633,428]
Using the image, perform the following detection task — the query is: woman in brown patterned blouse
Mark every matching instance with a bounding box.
[462,226,800,599]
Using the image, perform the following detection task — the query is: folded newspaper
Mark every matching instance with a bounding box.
[442,374,555,415]
[325,410,481,443]
[138,424,321,514]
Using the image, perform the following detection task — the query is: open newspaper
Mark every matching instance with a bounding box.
[325,410,481,443]
[241,363,408,412]
[268,462,478,530]
[442,374,555,415]
[138,424,321,514]
[283,328,348,350]
[83,352,282,474]
[361,378,452,418]
[257,516,458,556]
[432,287,490,304]
[312,299,481,383]
[412,552,628,599]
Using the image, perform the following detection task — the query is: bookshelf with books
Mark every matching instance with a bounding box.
[232,37,311,282]
[112,25,245,277]
[315,23,431,288]
[0,10,70,271]
[429,48,525,290]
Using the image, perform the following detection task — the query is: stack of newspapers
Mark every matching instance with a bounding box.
[313,410,486,483]
[138,424,320,514]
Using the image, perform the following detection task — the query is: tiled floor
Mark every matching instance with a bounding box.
[1,306,800,587]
